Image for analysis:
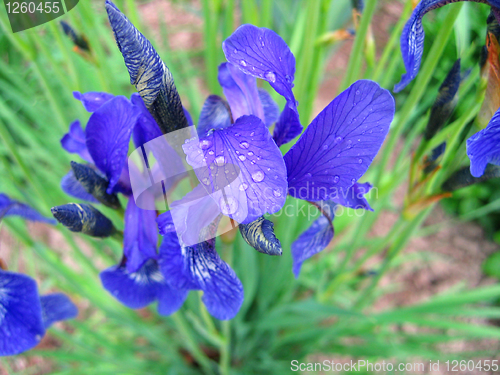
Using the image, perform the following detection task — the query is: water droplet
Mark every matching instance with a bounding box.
[208,150,214,155]
[322,144,328,151]
[357,138,361,142]
[239,182,249,191]
[264,71,276,83]
[252,170,265,182]
[238,154,246,161]
[248,151,254,156]
[333,175,340,184]
[356,90,360,95]
[233,48,238,54]
[260,39,265,47]
[202,178,210,185]
[239,141,249,149]
[234,133,240,137]
[273,189,282,197]
[250,160,256,165]
[198,139,212,150]
[215,156,226,166]
[346,140,352,148]
[240,60,247,67]
[285,74,291,83]
[334,136,343,144]
[358,158,363,164]
[219,196,238,215]
[351,178,356,184]
[305,172,312,179]
[250,131,255,136]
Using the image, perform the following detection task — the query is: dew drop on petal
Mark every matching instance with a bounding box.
[202,178,210,185]
[264,71,276,83]
[334,136,343,144]
[239,182,249,191]
[215,156,226,166]
[248,151,254,156]
[305,172,312,179]
[333,175,340,184]
[234,133,240,137]
[219,196,238,215]
[251,170,265,182]
[233,48,238,54]
[322,144,328,151]
[238,154,246,161]
[240,60,247,67]
[208,150,214,155]
[250,131,255,136]
[358,158,363,164]
[273,189,282,197]
[239,141,249,149]
[351,178,356,184]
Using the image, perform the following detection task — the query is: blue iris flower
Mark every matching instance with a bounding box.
[0,270,78,356]
[396,1,500,178]
[0,194,56,224]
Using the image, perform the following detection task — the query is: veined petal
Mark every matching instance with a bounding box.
[100,260,161,309]
[156,281,188,316]
[183,115,287,224]
[394,0,495,92]
[51,203,116,238]
[273,104,303,147]
[292,200,336,278]
[285,80,393,201]
[0,194,56,224]
[73,91,114,112]
[61,170,100,204]
[258,88,280,127]
[467,107,500,177]
[332,182,373,211]
[218,62,265,123]
[40,293,78,329]
[85,96,139,194]
[60,120,93,163]
[239,216,282,255]
[0,270,45,356]
[124,196,158,273]
[222,24,298,117]
[197,95,232,137]
[159,236,243,320]
[106,0,189,134]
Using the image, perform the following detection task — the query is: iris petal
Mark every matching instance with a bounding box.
[258,88,280,127]
[183,115,287,224]
[0,271,45,356]
[332,182,373,211]
[105,0,189,134]
[394,0,496,92]
[285,80,393,201]
[85,96,139,194]
[60,120,93,163]
[61,170,100,204]
[73,91,114,112]
[40,293,78,329]
[467,107,500,177]
[131,93,163,148]
[0,194,56,224]
[218,62,265,123]
[197,95,232,137]
[273,104,303,147]
[291,200,336,278]
[124,197,158,273]
[239,216,282,255]
[222,24,298,115]
[159,236,244,320]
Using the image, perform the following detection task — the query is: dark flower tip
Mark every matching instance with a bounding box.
[51,203,116,238]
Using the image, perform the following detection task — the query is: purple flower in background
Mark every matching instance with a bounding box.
[0,270,77,356]
[467,107,500,176]
[394,0,500,93]
[284,80,394,276]
[0,194,55,225]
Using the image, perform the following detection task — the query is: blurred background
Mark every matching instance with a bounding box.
[1,0,500,374]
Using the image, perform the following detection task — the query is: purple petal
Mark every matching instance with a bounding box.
[222,24,298,116]
[292,200,336,278]
[467,107,500,177]
[184,107,194,127]
[285,80,394,201]
[332,182,373,211]
[73,91,114,112]
[197,95,232,137]
[123,196,158,273]
[60,120,93,163]
[159,236,243,320]
[0,270,45,356]
[60,170,100,204]
[0,194,56,224]
[40,293,78,329]
[131,93,163,148]
[85,96,140,194]
[258,88,280,127]
[218,62,265,122]
[168,185,221,246]
[273,104,303,147]
[393,0,495,92]
[156,211,175,235]
[156,281,188,316]
[100,260,161,309]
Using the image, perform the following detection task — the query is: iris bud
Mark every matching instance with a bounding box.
[51,203,116,238]
[239,216,282,256]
